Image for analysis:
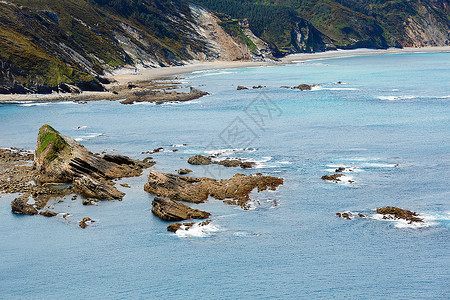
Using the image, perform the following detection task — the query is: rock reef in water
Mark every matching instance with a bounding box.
[187,154,255,169]
[291,84,318,91]
[144,170,283,209]
[152,197,211,221]
[376,206,423,223]
[321,174,344,182]
[120,87,209,105]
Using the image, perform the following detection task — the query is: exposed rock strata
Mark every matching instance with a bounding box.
[187,154,255,169]
[34,124,150,201]
[152,197,211,221]
[144,170,283,209]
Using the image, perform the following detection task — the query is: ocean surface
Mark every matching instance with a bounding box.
[0,52,449,299]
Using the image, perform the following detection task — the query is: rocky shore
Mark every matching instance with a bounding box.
[3,125,154,217]
[1,125,284,233]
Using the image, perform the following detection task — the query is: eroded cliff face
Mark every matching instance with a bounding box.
[188,5,252,62]
[402,3,450,47]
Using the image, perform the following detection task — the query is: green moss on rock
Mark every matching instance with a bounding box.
[36,125,69,162]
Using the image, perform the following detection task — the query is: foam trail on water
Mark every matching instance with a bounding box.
[175,222,220,238]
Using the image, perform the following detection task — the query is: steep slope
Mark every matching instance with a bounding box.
[0,0,448,93]
[0,0,257,93]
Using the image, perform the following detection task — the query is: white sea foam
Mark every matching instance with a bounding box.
[172,144,187,147]
[76,126,87,130]
[372,213,438,229]
[175,222,220,238]
[190,71,235,78]
[74,133,104,141]
[323,87,360,91]
[204,148,256,157]
[377,95,418,101]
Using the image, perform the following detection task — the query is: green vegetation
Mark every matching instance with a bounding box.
[0,0,448,92]
[37,125,69,162]
[218,20,258,52]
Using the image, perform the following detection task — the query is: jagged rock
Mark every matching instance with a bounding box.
[336,212,352,220]
[237,85,248,90]
[167,220,212,232]
[39,210,58,217]
[321,174,344,182]
[376,207,423,223]
[151,197,211,221]
[11,195,38,215]
[252,85,265,89]
[335,167,346,172]
[58,83,81,94]
[178,169,192,175]
[79,217,94,229]
[144,170,283,208]
[120,183,131,188]
[187,154,212,165]
[292,84,316,91]
[167,222,194,232]
[33,125,149,201]
[73,175,125,200]
[82,198,99,205]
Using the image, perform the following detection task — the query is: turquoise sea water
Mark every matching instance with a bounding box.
[0,52,449,299]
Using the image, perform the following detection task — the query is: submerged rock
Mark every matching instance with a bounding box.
[79,217,94,229]
[237,86,248,90]
[321,174,344,182]
[145,170,283,209]
[152,197,211,221]
[167,220,212,232]
[376,206,423,223]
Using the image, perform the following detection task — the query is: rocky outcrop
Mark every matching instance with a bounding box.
[34,124,150,200]
[144,170,283,209]
[167,220,211,232]
[79,217,94,229]
[187,155,255,169]
[376,207,423,223]
[292,84,317,91]
[237,85,248,90]
[187,155,212,165]
[178,169,192,175]
[73,175,125,200]
[11,195,38,215]
[39,210,58,217]
[321,174,344,182]
[152,197,211,221]
[121,87,209,105]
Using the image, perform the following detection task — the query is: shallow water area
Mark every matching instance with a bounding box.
[0,52,449,299]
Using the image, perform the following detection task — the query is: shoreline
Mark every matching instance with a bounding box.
[1,46,449,103]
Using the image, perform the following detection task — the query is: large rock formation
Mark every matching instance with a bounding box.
[187,154,255,169]
[34,124,150,200]
[376,207,423,223]
[152,197,211,221]
[144,170,283,209]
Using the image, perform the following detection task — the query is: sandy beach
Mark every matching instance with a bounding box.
[1,46,449,102]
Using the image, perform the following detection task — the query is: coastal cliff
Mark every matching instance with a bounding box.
[0,0,448,93]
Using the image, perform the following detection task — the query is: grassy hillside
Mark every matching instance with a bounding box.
[0,0,448,93]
